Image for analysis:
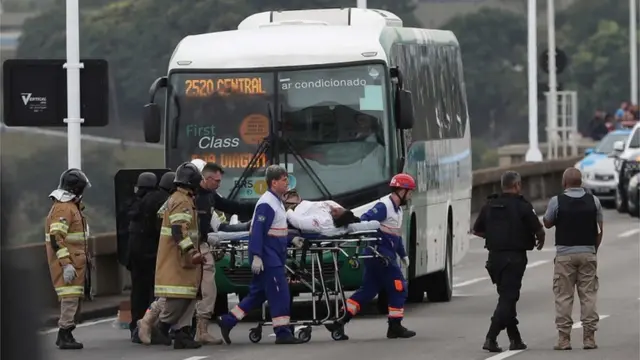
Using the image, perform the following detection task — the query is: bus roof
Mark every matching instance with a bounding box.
[168,25,387,72]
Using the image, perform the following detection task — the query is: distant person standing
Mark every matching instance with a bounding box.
[472,171,546,353]
[543,167,603,351]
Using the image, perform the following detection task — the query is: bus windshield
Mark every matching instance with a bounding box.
[278,64,391,199]
[167,72,275,197]
[167,64,391,200]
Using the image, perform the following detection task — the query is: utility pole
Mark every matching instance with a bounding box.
[631,0,638,105]
[546,0,558,160]
[64,0,84,169]
[525,0,543,162]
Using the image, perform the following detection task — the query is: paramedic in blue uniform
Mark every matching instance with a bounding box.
[328,173,417,340]
[216,165,304,345]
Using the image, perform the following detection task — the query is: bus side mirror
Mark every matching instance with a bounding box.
[396,89,414,130]
[143,76,168,143]
[143,103,161,143]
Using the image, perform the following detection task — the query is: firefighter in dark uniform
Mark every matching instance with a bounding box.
[128,172,163,341]
[472,171,546,353]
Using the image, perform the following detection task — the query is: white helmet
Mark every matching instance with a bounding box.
[190,158,206,173]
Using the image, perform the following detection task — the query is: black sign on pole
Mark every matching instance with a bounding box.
[2,59,109,127]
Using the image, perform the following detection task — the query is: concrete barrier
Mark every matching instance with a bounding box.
[498,141,595,167]
[9,156,581,311]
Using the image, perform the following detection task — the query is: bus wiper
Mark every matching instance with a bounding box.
[278,104,332,200]
[228,137,270,200]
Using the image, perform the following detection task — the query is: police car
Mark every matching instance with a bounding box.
[575,129,631,204]
[612,122,640,213]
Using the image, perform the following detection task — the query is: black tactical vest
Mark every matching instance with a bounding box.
[484,194,535,251]
[555,193,598,247]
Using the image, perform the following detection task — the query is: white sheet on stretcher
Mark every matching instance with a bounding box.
[210,220,381,242]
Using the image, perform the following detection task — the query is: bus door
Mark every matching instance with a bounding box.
[114,169,170,268]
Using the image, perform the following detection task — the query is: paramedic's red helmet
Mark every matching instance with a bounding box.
[389,173,416,190]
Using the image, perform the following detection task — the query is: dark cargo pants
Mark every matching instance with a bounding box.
[486,251,528,332]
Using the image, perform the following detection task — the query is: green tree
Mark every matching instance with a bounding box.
[17,0,420,128]
[441,8,529,144]
[555,0,635,120]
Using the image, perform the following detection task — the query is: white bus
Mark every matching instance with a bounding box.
[140,7,471,311]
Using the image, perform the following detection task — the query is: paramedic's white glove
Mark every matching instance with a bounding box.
[401,256,410,268]
[251,256,264,274]
[291,236,304,249]
[207,232,220,246]
[62,264,77,284]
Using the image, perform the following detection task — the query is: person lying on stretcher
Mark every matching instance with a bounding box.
[282,189,380,235]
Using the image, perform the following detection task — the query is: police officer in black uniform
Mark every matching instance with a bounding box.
[472,171,546,353]
[128,172,175,342]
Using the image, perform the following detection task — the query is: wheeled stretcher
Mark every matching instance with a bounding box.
[211,222,388,343]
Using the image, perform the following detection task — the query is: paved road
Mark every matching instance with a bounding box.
[38,208,639,360]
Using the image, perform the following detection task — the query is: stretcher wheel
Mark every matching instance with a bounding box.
[348,258,360,269]
[330,329,344,341]
[249,328,262,343]
[297,327,312,343]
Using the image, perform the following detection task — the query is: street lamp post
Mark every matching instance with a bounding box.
[526,0,543,162]
[631,0,638,105]
[64,0,84,169]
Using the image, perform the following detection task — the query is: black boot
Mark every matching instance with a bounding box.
[150,322,173,346]
[56,327,83,350]
[216,316,233,345]
[325,312,352,341]
[173,327,202,349]
[482,322,503,353]
[386,318,416,339]
[507,325,527,350]
[131,327,142,344]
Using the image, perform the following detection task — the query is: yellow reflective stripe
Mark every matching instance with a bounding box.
[272,316,290,327]
[44,233,86,242]
[49,222,69,234]
[160,227,172,236]
[157,201,168,217]
[179,238,193,250]
[55,286,84,296]
[56,248,70,259]
[169,213,192,223]
[66,232,85,241]
[154,285,197,297]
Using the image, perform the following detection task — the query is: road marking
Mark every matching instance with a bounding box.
[469,248,556,254]
[485,350,526,360]
[483,314,611,360]
[572,314,610,329]
[526,260,550,268]
[618,229,640,238]
[183,357,209,360]
[39,316,117,335]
